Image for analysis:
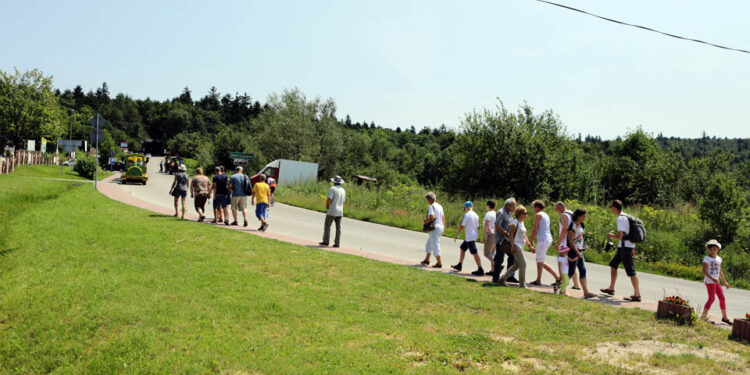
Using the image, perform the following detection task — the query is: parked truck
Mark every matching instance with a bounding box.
[250,159,318,186]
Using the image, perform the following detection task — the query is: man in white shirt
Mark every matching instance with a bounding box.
[602,200,641,302]
[483,200,497,276]
[319,176,346,248]
[452,201,484,276]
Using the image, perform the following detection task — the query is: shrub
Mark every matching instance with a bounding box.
[73,153,97,179]
[698,173,747,242]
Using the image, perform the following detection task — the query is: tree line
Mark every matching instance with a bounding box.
[1,68,749,244]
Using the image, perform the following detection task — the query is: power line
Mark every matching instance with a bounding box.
[536,0,750,55]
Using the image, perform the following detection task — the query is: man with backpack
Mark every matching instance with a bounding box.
[601,200,643,302]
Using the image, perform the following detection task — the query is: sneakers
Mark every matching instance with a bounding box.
[262,223,269,232]
[507,276,519,283]
[451,263,463,272]
[243,221,248,227]
[471,268,484,276]
[224,221,230,226]
[230,221,238,226]
[319,242,329,246]
[553,280,560,294]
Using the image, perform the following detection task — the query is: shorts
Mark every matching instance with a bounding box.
[213,194,230,210]
[172,189,187,198]
[270,186,276,193]
[535,240,552,263]
[231,196,248,211]
[194,193,208,211]
[460,240,478,255]
[609,247,637,277]
[255,202,269,220]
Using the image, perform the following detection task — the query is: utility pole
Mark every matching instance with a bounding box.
[95,114,99,189]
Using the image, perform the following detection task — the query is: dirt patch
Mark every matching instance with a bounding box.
[489,334,515,343]
[590,340,741,374]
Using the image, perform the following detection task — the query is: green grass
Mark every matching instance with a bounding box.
[277,182,750,290]
[9,164,113,181]
[0,173,748,373]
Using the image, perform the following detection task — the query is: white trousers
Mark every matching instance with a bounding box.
[425,227,444,256]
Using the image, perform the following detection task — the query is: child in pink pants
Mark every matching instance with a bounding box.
[700,239,732,325]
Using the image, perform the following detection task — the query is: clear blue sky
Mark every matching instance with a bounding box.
[2,0,749,138]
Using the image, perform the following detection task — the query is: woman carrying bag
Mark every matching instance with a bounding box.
[421,192,445,268]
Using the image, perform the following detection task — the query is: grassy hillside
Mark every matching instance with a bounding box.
[0,173,748,373]
[9,164,112,181]
[277,181,750,290]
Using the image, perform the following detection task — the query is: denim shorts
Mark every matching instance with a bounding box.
[255,202,269,220]
[213,194,230,210]
[460,240,478,255]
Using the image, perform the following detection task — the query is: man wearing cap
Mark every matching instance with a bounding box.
[251,174,271,231]
[320,176,346,248]
[452,201,484,276]
[228,166,250,227]
[169,164,189,219]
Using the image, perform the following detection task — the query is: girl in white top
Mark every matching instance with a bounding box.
[421,192,445,268]
[700,240,731,325]
[529,200,559,287]
[555,204,574,294]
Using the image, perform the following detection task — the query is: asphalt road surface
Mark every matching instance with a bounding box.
[114,157,750,321]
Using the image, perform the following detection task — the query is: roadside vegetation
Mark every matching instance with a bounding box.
[278,181,750,290]
[1,164,749,373]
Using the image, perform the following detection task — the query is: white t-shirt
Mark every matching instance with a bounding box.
[536,212,553,243]
[326,185,346,217]
[617,213,635,248]
[703,255,722,284]
[511,219,527,248]
[461,210,480,242]
[483,211,496,234]
[428,203,444,229]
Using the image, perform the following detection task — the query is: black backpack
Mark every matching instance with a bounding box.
[621,214,646,243]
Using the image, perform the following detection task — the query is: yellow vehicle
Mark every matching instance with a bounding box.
[120,154,148,185]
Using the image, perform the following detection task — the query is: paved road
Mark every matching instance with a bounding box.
[114,157,749,321]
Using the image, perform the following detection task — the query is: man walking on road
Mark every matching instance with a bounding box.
[210,166,230,225]
[189,167,211,222]
[492,198,516,282]
[251,174,271,231]
[320,176,346,248]
[601,200,641,302]
[229,166,250,227]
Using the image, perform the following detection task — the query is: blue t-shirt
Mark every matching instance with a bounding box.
[229,173,248,197]
[213,174,229,195]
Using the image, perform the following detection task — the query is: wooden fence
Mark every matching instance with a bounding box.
[0,150,57,174]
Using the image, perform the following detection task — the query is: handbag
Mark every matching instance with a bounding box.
[499,241,512,255]
[422,219,435,232]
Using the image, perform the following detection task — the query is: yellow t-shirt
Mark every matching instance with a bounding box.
[252,182,271,204]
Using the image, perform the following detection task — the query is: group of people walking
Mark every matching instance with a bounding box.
[168,165,272,231]
[421,193,733,323]
[161,163,733,325]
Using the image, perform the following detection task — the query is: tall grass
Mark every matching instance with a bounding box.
[278,181,750,289]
